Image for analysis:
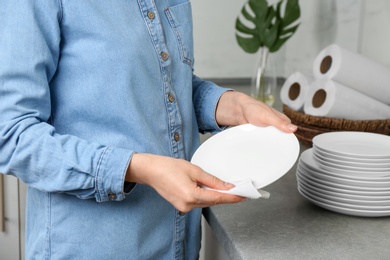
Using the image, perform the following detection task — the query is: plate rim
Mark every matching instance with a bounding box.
[312,131,390,159]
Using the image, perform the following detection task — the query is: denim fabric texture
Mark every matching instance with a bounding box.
[0,0,228,259]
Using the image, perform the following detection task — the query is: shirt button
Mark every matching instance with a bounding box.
[147,11,155,20]
[108,192,117,200]
[168,93,175,103]
[161,52,169,61]
[174,132,180,142]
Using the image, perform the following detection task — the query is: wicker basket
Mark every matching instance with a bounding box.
[283,105,390,147]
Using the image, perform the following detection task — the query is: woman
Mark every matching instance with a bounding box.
[0,0,296,259]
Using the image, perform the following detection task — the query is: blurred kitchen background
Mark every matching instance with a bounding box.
[192,0,390,82]
[195,0,390,259]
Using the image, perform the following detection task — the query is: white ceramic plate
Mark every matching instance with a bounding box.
[313,147,390,164]
[296,170,390,196]
[313,152,390,172]
[298,164,390,188]
[313,149,390,170]
[298,168,390,191]
[300,149,390,178]
[298,186,390,217]
[312,132,390,159]
[191,124,300,189]
[298,186,390,210]
[316,163,390,178]
[298,181,390,207]
[296,175,390,201]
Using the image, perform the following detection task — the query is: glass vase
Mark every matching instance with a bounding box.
[250,47,277,106]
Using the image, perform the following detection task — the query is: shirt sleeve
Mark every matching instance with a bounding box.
[192,74,232,133]
[0,1,133,202]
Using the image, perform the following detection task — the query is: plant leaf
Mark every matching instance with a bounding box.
[249,0,268,21]
[236,34,261,53]
[269,36,289,52]
[282,0,301,27]
[280,23,300,37]
[236,17,256,35]
[269,24,299,52]
[235,0,300,53]
[241,5,256,23]
[263,19,280,49]
[258,7,276,43]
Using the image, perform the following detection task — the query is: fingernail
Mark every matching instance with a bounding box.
[287,124,297,131]
[224,182,235,188]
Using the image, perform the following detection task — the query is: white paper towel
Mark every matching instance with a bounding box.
[313,44,390,105]
[202,179,264,199]
[280,72,313,111]
[304,78,390,120]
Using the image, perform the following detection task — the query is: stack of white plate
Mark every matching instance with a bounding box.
[296,131,390,217]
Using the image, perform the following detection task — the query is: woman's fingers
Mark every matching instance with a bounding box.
[126,153,245,213]
[216,91,297,133]
[258,107,297,132]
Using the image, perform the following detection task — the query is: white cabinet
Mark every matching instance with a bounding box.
[0,174,26,260]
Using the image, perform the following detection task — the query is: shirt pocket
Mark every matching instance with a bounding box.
[165,1,194,68]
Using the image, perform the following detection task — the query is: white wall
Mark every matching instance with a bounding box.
[192,0,251,78]
[360,1,390,64]
[192,0,390,79]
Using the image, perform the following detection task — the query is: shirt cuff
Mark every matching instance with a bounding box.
[197,86,233,134]
[95,147,134,202]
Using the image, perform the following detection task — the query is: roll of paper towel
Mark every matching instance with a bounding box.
[304,79,390,120]
[313,44,390,105]
[280,72,313,111]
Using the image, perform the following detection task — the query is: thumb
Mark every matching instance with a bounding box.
[197,171,234,191]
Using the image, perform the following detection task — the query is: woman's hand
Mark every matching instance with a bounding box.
[126,153,245,213]
[125,91,295,212]
[216,91,297,133]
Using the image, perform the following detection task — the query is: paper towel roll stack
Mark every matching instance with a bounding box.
[280,72,313,111]
[281,44,390,120]
[312,44,390,105]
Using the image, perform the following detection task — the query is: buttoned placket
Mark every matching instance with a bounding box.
[175,210,186,259]
[137,1,186,259]
[138,0,185,160]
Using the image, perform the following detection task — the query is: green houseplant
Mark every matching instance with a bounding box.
[236,0,301,105]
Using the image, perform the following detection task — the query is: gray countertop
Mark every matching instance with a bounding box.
[202,84,390,260]
[203,150,390,259]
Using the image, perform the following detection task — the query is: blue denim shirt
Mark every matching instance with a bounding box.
[0,0,228,259]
